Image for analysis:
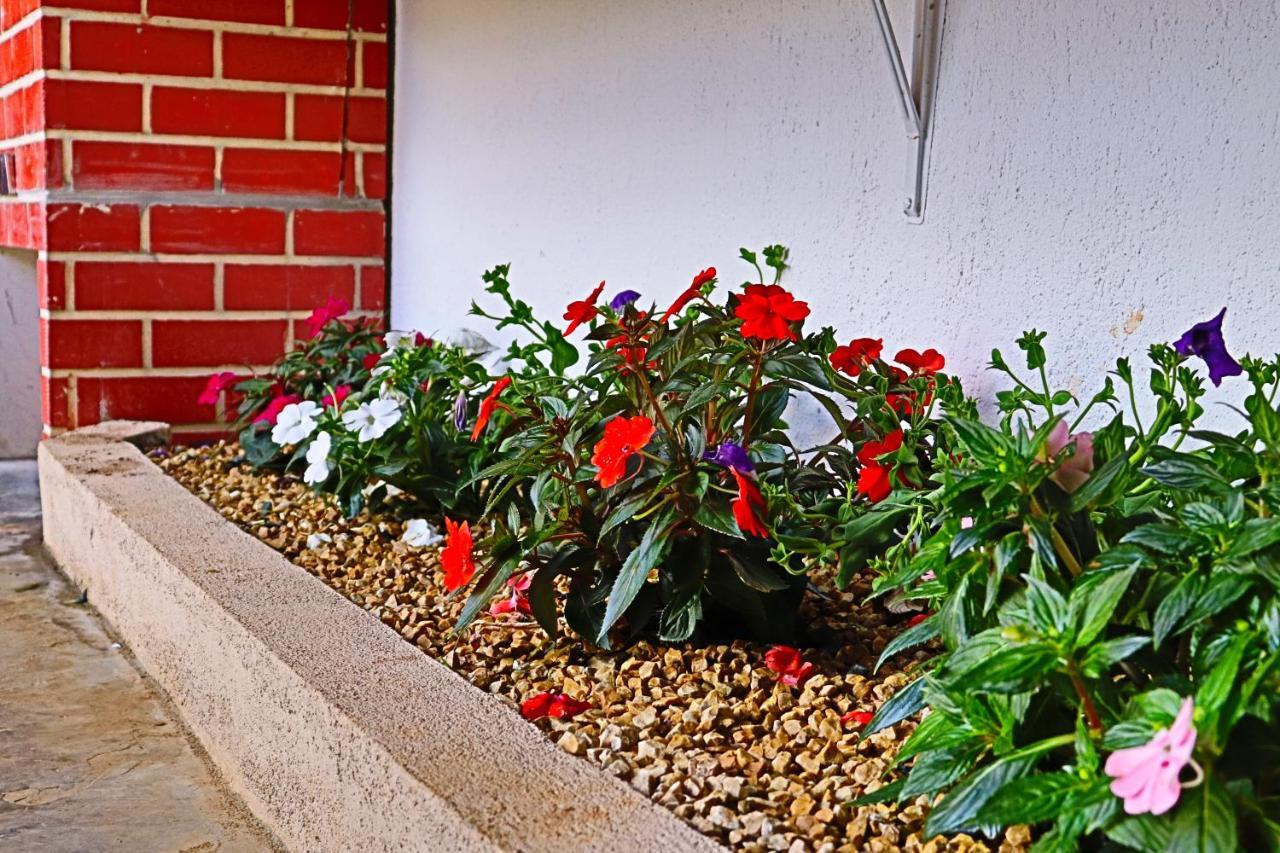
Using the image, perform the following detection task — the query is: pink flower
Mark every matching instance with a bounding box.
[305,296,350,338]
[1043,421,1095,493]
[198,371,237,406]
[321,385,351,409]
[254,393,300,425]
[764,645,815,686]
[489,572,532,617]
[1105,698,1197,816]
[521,692,591,720]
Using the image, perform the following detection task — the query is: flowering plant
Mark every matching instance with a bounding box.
[858,315,1280,851]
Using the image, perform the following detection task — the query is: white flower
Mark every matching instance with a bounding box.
[341,397,402,442]
[306,533,332,550]
[271,401,320,446]
[303,431,332,485]
[383,330,419,350]
[402,519,443,548]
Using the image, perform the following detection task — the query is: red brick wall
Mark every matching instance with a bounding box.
[0,0,388,442]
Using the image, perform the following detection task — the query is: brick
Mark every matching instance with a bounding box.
[76,261,215,310]
[352,0,388,34]
[362,151,385,198]
[45,79,143,131]
[293,94,343,141]
[149,0,285,25]
[13,140,59,192]
[360,265,385,311]
[43,318,143,369]
[0,19,39,81]
[38,16,60,69]
[73,141,215,191]
[220,148,341,196]
[77,375,216,426]
[294,209,384,257]
[150,205,286,254]
[46,203,141,252]
[152,87,285,139]
[292,0,349,30]
[2,0,41,29]
[347,97,386,143]
[151,319,288,366]
[223,264,354,309]
[38,260,66,310]
[2,80,44,138]
[361,40,387,88]
[42,375,70,430]
[223,33,348,86]
[341,151,356,195]
[58,0,140,11]
[70,21,213,76]
[0,201,37,250]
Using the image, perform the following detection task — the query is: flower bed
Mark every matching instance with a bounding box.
[160,441,1023,852]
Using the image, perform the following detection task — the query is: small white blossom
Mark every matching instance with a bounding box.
[306,533,332,550]
[271,400,320,446]
[402,519,443,548]
[342,397,402,442]
[303,431,332,485]
[383,330,420,350]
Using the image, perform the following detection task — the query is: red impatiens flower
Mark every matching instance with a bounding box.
[305,296,350,338]
[321,384,351,409]
[521,692,592,721]
[841,710,874,729]
[895,347,945,375]
[563,280,607,336]
[254,392,300,425]
[362,352,382,371]
[490,572,533,617]
[198,371,237,406]
[591,415,655,488]
[414,331,433,348]
[764,645,815,687]
[856,429,905,503]
[830,338,883,376]
[734,284,810,341]
[660,266,716,324]
[440,517,476,592]
[470,376,512,441]
[906,612,930,628]
[731,469,769,538]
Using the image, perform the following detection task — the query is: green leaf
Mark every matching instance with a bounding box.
[947,417,1016,465]
[1070,567,1136,648]
[966,642,1059,693]
[723,549,790,592]
[1024,575,1069,636]
[875,615,939,672]
[693,500,742,539]
[1140,456,1229,492]
[1226,517,1280,559]
[900,743,984,799]
[863,676,926,736]
[598,507,677,642]
[1080,635,1150,678]
[763,353,830,389]
[1153,573,1199,647]
[1122,523,1197,555]
[1068,455,1129,511]
[599,493,652,539]
[850,777,905,806]
[1168,776,1238,853]
[1195,631,1249,721]
[975,772,1093,826]
[924,736,1066,836]
[1105,813,1172,852]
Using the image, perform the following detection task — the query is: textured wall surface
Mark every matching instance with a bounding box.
[0,248,38,456]
[392,0,1279,426]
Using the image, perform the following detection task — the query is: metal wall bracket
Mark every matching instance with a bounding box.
[870,0,946,223]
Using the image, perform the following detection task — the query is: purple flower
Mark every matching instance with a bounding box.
[703,441,755,474]
[609,290,642,311]
[1174,308,1243,386]
[453,390,468,432]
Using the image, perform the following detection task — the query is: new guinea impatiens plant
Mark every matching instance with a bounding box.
[856,311,1280,851]
[440,246,959,645]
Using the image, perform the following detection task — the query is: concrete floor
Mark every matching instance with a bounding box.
[0,460,277,852]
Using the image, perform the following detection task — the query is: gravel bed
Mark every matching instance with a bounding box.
[159,442,1029,853]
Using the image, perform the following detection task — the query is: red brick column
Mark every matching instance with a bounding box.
[0,0,388,442]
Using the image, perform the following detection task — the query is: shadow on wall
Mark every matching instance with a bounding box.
[0,248,38,458]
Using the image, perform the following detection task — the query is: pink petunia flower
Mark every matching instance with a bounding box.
[1105,697,1198,816]
[1043,421,1095,493]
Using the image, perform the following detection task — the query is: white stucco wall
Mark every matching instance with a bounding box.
[0,248,39,457]
[392,1,1280,425]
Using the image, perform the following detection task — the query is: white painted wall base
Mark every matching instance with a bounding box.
[0,248,39,457]
[392,1,1280,429]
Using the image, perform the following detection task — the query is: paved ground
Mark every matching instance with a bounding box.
[0,460,277,852]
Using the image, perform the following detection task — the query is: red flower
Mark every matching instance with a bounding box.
[470,377,512,441]
[305,296,349,338]
[414,332,433,347]
[856,429,904,503]
[521,692,592,721]
[906,612,930,628]
[895,348,945,375]
[362,352,382,371]
[830,338,883,376]
[591,415,655,488]
[734,284,810,341]
[563,280,606,336]
[660,266,716,324]
[321,384,351,409]
[254,393,300,425]
[764,645,815,687]
[490,572,533,616]
[198,371,237,406]
[440,517,476,592]
[841,710,874,729]
[731,469,769,538]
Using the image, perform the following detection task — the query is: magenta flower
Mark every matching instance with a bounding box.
[1105,697,1198,816]
[305,296,350,338]
[1174,308,1243,386]
[1043,421,1095,493]
[198,371,237,406]
[704,441,755,474]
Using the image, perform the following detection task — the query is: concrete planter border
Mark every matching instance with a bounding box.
[39,421,720,853]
